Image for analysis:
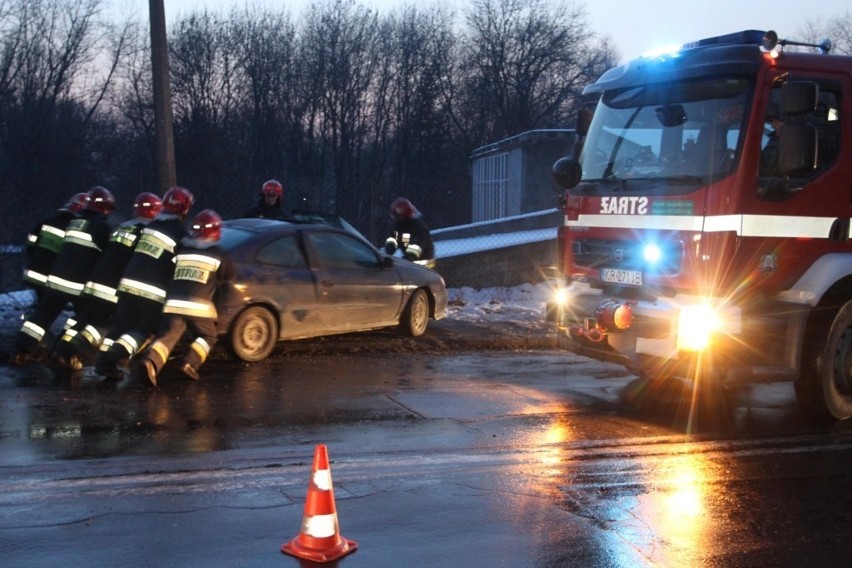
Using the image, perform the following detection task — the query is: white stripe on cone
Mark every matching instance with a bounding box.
[302,513,338,539]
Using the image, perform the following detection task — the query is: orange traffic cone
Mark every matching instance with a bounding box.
[281,444,358,563]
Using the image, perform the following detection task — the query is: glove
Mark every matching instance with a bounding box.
[403,243,422,261]
[384,237,398,255]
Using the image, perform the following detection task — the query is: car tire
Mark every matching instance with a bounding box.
[229,306,279,362]
[400,289,429,337]
[796,300,852,423]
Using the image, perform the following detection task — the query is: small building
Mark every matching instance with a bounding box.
[470,129,575,222]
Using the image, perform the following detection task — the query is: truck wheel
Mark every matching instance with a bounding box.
[796,301,852,423]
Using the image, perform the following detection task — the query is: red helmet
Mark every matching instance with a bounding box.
[161,186,194,217]
[191,209,222,241]
[85,186,116,214]
[132,192,163,219]
[390,197,417,220]
[60,192,89,214]
[261,179,283,198]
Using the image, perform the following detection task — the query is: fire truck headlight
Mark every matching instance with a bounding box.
[643,244,662,264]
[677,304,722,352]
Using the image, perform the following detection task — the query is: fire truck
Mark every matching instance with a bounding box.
[547,30,852,422]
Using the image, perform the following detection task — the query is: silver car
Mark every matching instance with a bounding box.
[215,218,448,362]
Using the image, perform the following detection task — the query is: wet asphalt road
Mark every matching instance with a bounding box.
[2,326,852,567]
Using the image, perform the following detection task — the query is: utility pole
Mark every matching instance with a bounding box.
[149,0,176,193]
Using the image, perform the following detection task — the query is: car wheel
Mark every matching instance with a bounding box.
[400,289,429,337]
[229,306,279,362]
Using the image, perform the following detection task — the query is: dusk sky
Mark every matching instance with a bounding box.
[114,0,839,62]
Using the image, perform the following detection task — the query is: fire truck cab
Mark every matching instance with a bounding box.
[548,30,852,422]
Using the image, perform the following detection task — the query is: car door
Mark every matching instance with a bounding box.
[302,229,403,331]
[245,233,326,339]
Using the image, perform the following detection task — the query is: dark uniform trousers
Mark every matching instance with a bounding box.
[95,293,164,369]
[15,289,76,354]
[145,314,218,374]
[55,295,116,364]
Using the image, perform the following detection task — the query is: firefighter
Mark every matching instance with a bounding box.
[383,197,435,268]
[243,179,286,219]
[23,192,89,299]
[136,209,235,386]
[53,192,164,371]
[94,186,194,381]
[13,186,116,364]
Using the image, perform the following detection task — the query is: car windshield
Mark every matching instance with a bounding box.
[579,76,752,191]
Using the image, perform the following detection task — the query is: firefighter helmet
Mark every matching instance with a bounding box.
[60,192,89,214]
[261,179,283,198]
[191,209,222,241]
[132,192,163,219]
[390,197,417,220]
[85,186,116,214]
[161,186,194,217]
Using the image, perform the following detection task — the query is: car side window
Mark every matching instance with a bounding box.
[307,232,379,269]
[759,80,841,181]
[255,235,307,269]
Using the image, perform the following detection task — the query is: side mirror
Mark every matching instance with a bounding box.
[552,156,582,190]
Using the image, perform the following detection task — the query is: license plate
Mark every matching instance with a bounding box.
[601,268,643,286]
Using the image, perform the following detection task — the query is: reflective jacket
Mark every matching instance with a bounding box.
[117,215,187,303]
[24,210,78,288]
[387,216,435,261]
[82,219,150,304]
[44,210,113,297]
[162,239,236,319]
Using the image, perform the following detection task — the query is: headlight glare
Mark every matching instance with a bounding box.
[677,304,721,352]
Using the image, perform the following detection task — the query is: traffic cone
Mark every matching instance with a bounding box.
[281,444,358,563]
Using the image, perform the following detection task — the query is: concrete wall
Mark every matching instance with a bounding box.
[432,208,561,289]
[434,239,557,289]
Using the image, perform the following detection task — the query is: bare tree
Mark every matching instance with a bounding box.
[800,11,852,55]
[451,0,615,145]
[299,0,380,223]
[0,0,130,241]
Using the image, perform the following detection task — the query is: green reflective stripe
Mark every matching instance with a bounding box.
[117,278,167,302]
[109,228,138,247]
[61,329,78,342]
[135,228,177,259]
[21,320,46,341]
[190,337,211,363]
[38,228,65,253]
[81,325,102,345]
[24,269,48,284]
[163,299,217,319]
[42,225,65,238]
[116,334,139,356]
[46,275,85,295]
[83,281,119,303]
[65,230,100,250]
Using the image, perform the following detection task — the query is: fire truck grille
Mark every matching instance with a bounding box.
[571,238,683,276]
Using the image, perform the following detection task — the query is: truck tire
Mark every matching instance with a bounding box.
[795,300,852,423]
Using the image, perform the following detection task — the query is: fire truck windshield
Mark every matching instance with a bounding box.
[578,76,752,192]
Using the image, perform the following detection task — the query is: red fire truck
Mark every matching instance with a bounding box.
[548,30,851,422]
